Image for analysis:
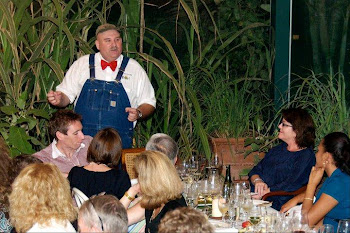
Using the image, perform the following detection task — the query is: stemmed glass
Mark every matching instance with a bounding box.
[241,196,254,215]
[190,159,201,181]
[320,224,334,233]
[232,182,243,196]
[249,205,262,231]
[337,219,350,233]
[218,195,230,223]
[240,180,251,196]
[199,179,211,214]
[291,211,309,233]
[186,182,199,208]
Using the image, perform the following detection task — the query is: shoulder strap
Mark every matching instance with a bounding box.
[116,56,130,81]
[89,54,95,79]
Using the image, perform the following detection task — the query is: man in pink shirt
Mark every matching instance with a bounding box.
[34,109,92,176]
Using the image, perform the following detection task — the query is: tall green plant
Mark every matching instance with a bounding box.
[306,0,350,74]
[0,0,111,156]
[289,71,350,145]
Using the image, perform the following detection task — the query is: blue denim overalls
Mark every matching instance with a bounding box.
[75,54,133,149]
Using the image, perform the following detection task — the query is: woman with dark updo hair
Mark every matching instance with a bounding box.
[300,132,350,229]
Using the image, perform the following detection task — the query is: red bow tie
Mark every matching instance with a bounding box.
[101,60,117,71]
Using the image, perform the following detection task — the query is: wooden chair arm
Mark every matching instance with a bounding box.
[262,185,307,201]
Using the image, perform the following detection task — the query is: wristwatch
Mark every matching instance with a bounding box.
[136,109,143,119]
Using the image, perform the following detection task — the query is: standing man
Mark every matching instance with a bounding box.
[47,23,156,148]
[33,109,92,176]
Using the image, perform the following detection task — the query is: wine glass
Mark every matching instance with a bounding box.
[319,224,334,233]
[199,179,211,214]
[218,195,229,222]
[240,196,253,219]
[232,182,243,196]
[189,159,201,181]
[337,219,350,233]
[291,211,309,233]
[249,205,262,230]
[185,182,198,207]
[240,180,251,196]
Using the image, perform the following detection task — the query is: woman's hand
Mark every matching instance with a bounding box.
[280,197,299,213]
[128,183,141,197]
[308,166,324,188]
[254,181,269,198]
[280,192,305,213]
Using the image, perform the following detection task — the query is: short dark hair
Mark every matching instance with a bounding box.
[158,207,214,233]
[323,132,350,175]
[49,110,82,140]
[95,23,121,37]
[282,108,315,148]
[87,128,122,168]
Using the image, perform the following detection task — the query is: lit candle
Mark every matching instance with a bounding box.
[211,198,222,218]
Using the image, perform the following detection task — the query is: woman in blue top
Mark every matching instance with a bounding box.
[301,132,350,229]
[249,108,316,210]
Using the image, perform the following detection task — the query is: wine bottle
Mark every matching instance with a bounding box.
[222,165,232,197]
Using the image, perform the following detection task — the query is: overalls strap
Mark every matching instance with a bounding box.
[89,54,95,79]
[116,56,130,82]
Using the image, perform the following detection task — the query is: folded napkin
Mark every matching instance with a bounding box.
[208,219,238,233]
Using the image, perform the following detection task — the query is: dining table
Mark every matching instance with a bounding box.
[208,200,279,233]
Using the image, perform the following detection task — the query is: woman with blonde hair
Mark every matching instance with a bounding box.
[9,163,77,232]
[121,150,186,233]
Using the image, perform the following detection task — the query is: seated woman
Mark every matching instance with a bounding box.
[120,151,186,233]
[78,195,128,232]
[68,128,131,199]
[248,107,316,210]
[284,132,350,229]
[9,163,76,232]
[0,138,13,233]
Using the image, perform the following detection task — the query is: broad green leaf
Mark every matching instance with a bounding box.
[17,90,28,109]
[27,109,50,119]
[0,106,18,115]
[9,126,35,154]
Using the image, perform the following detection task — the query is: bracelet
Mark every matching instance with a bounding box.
[253,178,263,184]
[124,191,135,201]
[304,197,313,201]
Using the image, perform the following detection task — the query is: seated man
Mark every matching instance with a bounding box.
[145,133,178,164]
[34,109,92,176]
[78,195,128,233]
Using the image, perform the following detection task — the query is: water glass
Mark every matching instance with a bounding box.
[337,219,350,233]
[320,224,334,233]
[291,211,309,232]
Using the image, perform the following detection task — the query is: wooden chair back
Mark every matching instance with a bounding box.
[122,148,145,179]
[262,185,307,201]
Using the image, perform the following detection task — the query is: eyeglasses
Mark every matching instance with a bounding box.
[280,122,293,128]
[89,199,104,232]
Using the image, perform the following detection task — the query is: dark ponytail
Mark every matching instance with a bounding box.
[323,132,350,175]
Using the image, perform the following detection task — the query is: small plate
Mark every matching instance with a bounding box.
[208,219,231,229]
[253,200,272,206]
